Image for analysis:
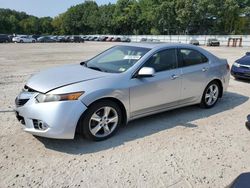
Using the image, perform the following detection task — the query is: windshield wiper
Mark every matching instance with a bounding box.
[80,61,106,72]
[87,66,103,72]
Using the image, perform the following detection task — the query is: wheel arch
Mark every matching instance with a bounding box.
[75,97,128,135]
[207,79,223,98]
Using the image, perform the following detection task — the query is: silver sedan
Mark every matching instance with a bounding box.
[15,43,230,141]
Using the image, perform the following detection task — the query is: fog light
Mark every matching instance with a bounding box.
[33,119,49,130]
[38,120,49,130]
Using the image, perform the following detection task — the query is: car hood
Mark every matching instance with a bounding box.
[26,64,108,93]
[237,56,250,66]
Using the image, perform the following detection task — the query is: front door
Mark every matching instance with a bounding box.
[130,48,182,118]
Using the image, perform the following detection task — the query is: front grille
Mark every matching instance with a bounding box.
[15,98,29,107]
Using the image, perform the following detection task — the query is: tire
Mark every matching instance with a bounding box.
[32,40,35,43]
[20,40,23,43]
[200,81,221,108]
[79,100,122,141]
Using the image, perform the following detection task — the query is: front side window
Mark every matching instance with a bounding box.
[143,48,177,72]
[86,46,150,73]
[179,49,208,67]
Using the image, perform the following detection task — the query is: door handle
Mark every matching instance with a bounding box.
[202,67,209,72]
[171,74,179,80]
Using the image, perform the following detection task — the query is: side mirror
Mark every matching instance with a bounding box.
[80,61,86,65]
[137,67,155,78]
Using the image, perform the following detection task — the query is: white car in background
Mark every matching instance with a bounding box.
[12,36,36,43]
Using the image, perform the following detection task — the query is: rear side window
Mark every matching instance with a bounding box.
[179,49,208,67]
[143,49,177,72]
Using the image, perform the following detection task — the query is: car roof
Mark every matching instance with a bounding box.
[119,42,219,60]
[120,42,200,50]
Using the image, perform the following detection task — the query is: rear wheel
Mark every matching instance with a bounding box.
[20,40,23,43]
[79,100,122,141]
[200,81,220,108]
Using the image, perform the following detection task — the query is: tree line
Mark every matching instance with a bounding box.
[0,0,250,35]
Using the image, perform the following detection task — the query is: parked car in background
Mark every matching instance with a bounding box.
[91,36,98,41]
[63,36,71,42]
[86,36,93,41]
[231,52,250,80]
[15,43,230,141]
[57,36,67,42]
[81,36,88,41]
[8,35,14,42]
[50,36,59,42]
[150,39,160,42]
[246,115,250,131]
[98,36,108,41]
[190,39,199,46]
[112,37,121,42]
[121,36,131,42]
[31,35,41,40]
[84,36,92,41]
[140,38,147,42]
[87,36,96,41]
[70,36,84,43]
[37,36,55,43]
[13,36,36,43]
[106,37,114,41]
[140,38,160,42]
[0,34,11,43]
[51,36,60,42]
[207,38,220,46]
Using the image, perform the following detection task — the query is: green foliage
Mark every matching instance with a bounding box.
[0,0,250,35]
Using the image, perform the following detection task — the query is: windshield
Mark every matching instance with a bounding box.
[85,45,150,73]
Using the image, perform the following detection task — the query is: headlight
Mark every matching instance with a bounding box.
[36,92,84,103]
[233,62,241,67]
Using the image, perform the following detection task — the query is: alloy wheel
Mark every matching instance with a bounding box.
[89,106,118,138]
[205,84,219,106]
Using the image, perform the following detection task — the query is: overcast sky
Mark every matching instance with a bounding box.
[0,0,116,17]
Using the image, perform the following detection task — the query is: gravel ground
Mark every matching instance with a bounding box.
[0,42,250,188]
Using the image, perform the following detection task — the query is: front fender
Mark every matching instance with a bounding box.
[80,88,130,120]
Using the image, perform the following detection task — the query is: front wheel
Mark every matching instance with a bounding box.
[200,81,220,108]
[79,100,122,141]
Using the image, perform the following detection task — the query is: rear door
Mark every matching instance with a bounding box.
[178,48,210,102]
